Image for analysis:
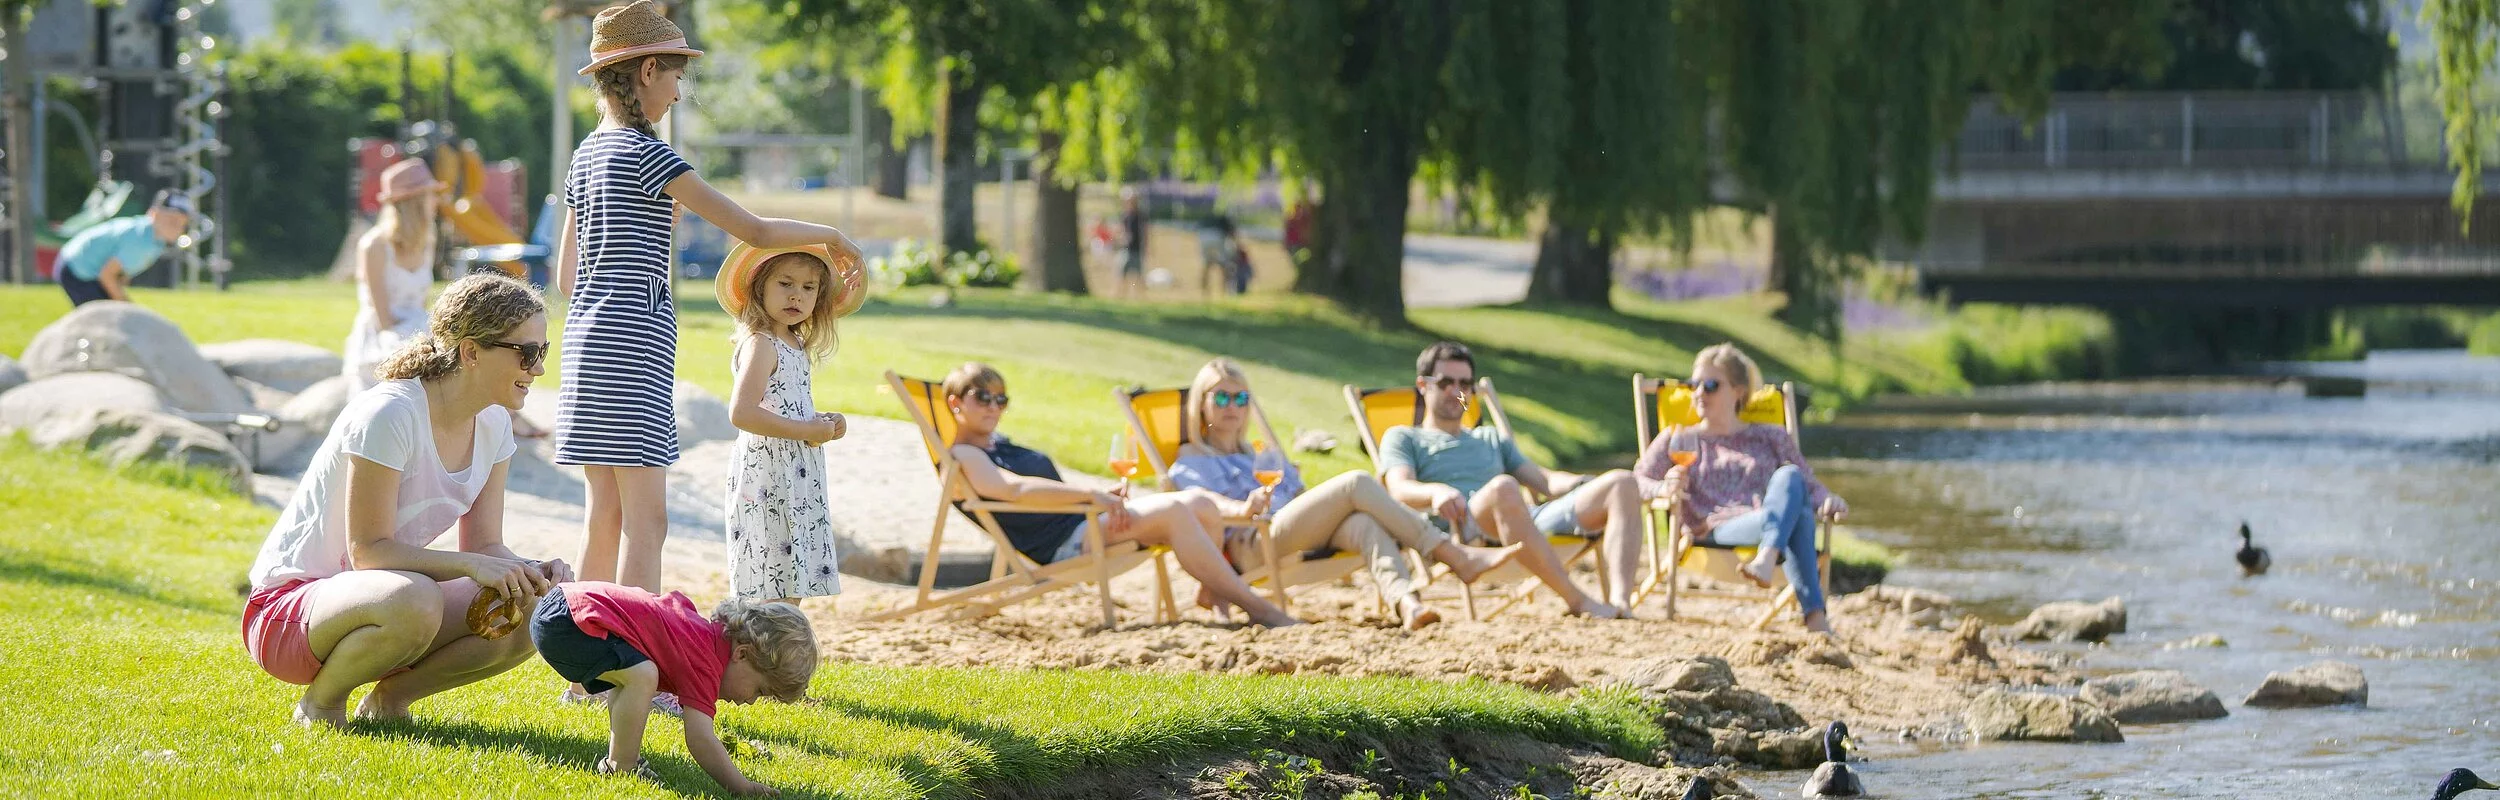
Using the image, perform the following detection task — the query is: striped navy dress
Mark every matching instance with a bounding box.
[555,127,693,467]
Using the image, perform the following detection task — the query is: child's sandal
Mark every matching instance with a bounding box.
[596,756,660,780]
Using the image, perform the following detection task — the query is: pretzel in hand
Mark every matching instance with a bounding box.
[467,586,525,640]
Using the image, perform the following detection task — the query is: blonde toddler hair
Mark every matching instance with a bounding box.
[733,251,842,364]
[711,598,819,703]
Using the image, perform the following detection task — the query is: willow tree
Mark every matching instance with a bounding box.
[1438,1,1707,309]
[771,0,1125,266]
[2429,0,2500,222]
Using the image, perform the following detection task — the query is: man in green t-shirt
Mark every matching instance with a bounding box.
[1380,341,1643,619]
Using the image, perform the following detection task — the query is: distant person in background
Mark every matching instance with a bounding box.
[1282,193,1316,263]
[1119,186,1149,298]
[1088,215,1118,268]
[345,159,445,391]
[1207,215,1252,295]
[54,189,196,307]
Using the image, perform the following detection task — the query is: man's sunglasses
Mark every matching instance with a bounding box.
[1685,378,1724,394]
[1420,375,1473,393]
[1209,390,1252,408]
[964,389,1011,408]
[482,340,550,371]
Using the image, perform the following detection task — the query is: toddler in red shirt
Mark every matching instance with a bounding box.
[532,581,818,795]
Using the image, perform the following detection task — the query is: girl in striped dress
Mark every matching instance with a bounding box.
[555,0,862,593]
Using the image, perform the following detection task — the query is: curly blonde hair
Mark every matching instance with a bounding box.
[592,54,690,138]
[733,251,841,364]
[711,599,819,703]
[375,273,544,381]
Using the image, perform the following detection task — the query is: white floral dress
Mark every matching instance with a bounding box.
[726,336,840,599]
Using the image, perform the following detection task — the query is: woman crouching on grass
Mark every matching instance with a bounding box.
[241,274,574,727]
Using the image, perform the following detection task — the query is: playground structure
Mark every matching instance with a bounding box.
[1,0,229,288]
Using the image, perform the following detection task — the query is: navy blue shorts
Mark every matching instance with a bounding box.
[58,269,109,306]
[529,589,648,693]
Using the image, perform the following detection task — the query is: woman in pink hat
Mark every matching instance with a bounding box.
[344,158,445,391]
[553,0,863,605]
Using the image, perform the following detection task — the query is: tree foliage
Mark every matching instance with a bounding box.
[2429,0,2500,222]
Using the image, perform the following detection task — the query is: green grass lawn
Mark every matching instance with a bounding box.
[0,278,2099,482]
[0,437,1660,798]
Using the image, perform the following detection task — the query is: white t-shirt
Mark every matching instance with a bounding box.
[249,379,517,588]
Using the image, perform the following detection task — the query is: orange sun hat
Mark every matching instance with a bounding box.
[715,242,868,320]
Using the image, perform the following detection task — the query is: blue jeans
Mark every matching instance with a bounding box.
[1700,465,1824,615]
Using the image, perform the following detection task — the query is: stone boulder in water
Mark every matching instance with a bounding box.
[2079,670,2228,724]
[1964,689,2123,743]
[2009,596,2128,643]
[2242,661,2367,708]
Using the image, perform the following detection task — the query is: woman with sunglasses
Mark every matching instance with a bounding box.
[940,362,1303,627]
[242,274,576,727]
[1635,343,1851,634]
[1167,359,1522,630]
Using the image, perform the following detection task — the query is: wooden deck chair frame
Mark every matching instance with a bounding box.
[1114,387,1366,615]
[1341,378,1605,620]
[869,371,1176,629]
[1629,375,1834,629]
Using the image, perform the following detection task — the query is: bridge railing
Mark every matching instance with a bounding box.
[1952,92,2433,171]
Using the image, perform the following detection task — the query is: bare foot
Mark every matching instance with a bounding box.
[1437,541,1526,584]
[1803,610,1835,635]
[1397,597,1443,631]
[1567,600,1623,620]
[1738,558,1778,589]
[1250,610,1303,628]
[1194,585,1236,623]
[293,699,349,729]
[353,691,411,722]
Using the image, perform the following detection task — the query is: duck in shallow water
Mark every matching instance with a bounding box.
[2435,768,2498,800]
[2236,521,2271,577]
[1802,720,1862,797]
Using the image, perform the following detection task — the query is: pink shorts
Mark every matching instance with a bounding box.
[243,579,323,685]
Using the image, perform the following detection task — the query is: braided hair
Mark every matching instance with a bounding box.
[593,54,690,138]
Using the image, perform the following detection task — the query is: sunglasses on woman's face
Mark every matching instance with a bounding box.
[966,389,1010,409]
[1209,390,1252,408]
[1687,377,1724,394]
[482,340,550,371]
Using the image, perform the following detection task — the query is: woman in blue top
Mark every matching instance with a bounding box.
[1167,359,1520,630]
[552,1,862,595]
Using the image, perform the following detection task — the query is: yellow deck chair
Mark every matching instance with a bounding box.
[1341,378,1605,620]
[1630,375,1834,628]
[1115,387,1365,614]
[870,371,1175,629]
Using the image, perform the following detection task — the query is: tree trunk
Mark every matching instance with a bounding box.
[933,68,983,256]
[1298,119,1421,326]
[1767,203,1834,337]
[3,18,35,283]
[866,101,908,199]
[1033,131,1087,294]
[1527,220,1616,307]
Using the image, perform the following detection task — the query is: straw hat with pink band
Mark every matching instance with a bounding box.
[578,0,704,76]
[715,242,868,321]
[375,158,442,203]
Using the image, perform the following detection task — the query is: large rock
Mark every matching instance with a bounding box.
[2010,596,2129,643]
[198,339,342,394]
[1964,689,2124,743]
[20,301,253,413]
[674,380,738,444]
[255,376,360,474]
[2079,670,2228,724]
[0,354,25,395]
[24,407,250,494]
[0,373,173,430]
[2243,661,2368,708]
[1611,655,1736,695]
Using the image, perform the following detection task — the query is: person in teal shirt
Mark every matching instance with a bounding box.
[1378,341,1647,619]
[56,190,197,306]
